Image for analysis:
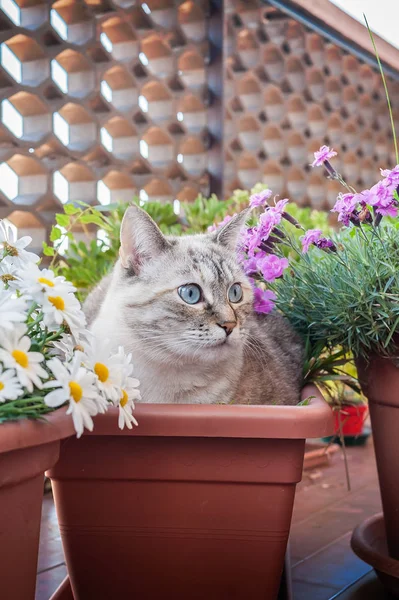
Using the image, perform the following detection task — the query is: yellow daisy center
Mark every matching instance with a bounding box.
[94,362,109,383]
[0,382,4,391]
[120,389,128,408]
[69,381,83,403]
[4,242,18,257]
[48,296,65,310]
[1,274,16,283]
[38,277,54,287]
[12,350,29,368]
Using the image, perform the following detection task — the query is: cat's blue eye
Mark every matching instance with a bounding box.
[228,283,243,303]
[178,284,202,304]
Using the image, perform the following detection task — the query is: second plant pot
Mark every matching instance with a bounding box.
[48,385,333,600]
[354,356,399,573]
[0,409,74,600]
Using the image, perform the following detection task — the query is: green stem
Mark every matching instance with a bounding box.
[337,409,351,492]
[40,328,64,350]
[27,313,44,331]
[365,14,399,164]
[26,302,38,320]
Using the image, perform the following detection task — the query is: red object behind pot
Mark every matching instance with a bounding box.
[334,404,368,436]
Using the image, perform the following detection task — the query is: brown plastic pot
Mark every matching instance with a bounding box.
[48,385,333,600]
[356,356,399,560]
[351,513,399,598]
[0,409,74,600]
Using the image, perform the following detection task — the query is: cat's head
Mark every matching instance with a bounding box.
[116,204,253,365]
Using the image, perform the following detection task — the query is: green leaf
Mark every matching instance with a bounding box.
[92,203,119,212]
[79,214,107,227]
[56,213,70,227]
[64,204,80,215]
[298,396,316,406]
[42,242,55,256]
[50,226,62,242]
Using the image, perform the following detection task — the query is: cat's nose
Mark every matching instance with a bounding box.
[217,321,237,336]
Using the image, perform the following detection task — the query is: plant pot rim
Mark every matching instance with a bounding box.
[85,384,334,440]
[351,513,399,577]
[0,408,75,455]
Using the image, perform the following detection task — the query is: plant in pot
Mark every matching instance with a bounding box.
[43,195,334,600]
[0,217,140,600]
[233,145,399,595]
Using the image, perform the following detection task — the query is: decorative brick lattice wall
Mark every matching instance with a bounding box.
[1,0,399,247]
[0,0,213,250]
[224,1,399,209]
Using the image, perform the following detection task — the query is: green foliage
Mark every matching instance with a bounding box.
[46,202,123,300]
[181,194,233,233]
[270,220,399,360]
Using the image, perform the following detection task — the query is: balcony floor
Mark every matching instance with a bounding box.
[36,438,390,599]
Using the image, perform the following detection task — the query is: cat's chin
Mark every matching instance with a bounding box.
[179,337,239,363]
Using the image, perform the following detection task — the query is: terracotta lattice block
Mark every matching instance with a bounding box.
[51,49,95,98]
[1,34,49,85]
[53,162,96,204]
[2,92,51,141]
[1,0,47,30]
[0,153,47,205]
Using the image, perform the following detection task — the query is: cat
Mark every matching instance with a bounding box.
[86,204,304,405]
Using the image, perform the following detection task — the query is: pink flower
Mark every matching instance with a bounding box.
[301,229,322,253]
[301,229,336,253]
[207,214,236,233]
[259,254,289,282]
[311,145,337,168]
[253,287,276,314]
[249,189,272,208]
[332,193,359,226]
[243,255,260,275]
[259,207,282,238]
[272,198,289,215]
[243,226,263,256]
[367,181,398,217]
[381,165,399,187]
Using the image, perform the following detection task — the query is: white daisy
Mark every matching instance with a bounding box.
[84,338,132,403]
[0,324,47,393]
[0,220,39,269]
[0,289,28,331]
[17,265,76,304]
[0,365,23,402]
[44,352,102,438]
[116,357,140,431]
[50,333,80,362]
[0,260,20,290]
[42,290,86,339]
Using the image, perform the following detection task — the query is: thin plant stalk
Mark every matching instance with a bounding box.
[364,14,399,164]
[337,409,351,492]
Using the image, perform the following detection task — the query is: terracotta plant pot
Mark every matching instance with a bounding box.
[356,356,399,560]
[0,410,74,600]
[351,513,399,598]
[48,385,333,600]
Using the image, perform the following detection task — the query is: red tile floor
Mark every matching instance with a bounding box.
[36,438,390,599]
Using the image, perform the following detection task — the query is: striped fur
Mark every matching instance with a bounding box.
[87,205,303,405]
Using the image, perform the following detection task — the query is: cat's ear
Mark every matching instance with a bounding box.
[211,209,250,250]
[119,204,171,273]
